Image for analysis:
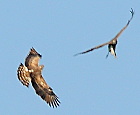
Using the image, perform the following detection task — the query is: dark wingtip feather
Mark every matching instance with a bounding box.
[73,52,83,56]
[49,96,60,108]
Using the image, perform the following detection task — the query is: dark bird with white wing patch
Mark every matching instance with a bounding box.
[74,8,134,58]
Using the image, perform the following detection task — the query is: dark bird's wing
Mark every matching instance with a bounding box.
[74,8,134,56]
[74,42,110,56]
[31,74,60,108]
[111,8,134,42]
[25,48,42,69]
[17,63,32,87]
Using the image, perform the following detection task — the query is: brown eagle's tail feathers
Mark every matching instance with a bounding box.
[17,63,32,87]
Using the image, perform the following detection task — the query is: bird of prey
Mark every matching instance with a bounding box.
[17,48,60,108]
[74,8,134,58]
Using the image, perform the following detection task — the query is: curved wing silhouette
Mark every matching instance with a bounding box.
[74,8,134,57]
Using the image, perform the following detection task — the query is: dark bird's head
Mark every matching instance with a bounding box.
[112,40,117,45]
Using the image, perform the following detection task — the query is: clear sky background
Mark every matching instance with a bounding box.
[0,0,140,115]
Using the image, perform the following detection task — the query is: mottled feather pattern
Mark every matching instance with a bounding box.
[17,63,31,87]
[25,48,42,69]
[31,76,60,108]
[17,48,60,108]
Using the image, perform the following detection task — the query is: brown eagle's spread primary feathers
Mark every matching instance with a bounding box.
[17,48,60,108]
[74,8,134,58]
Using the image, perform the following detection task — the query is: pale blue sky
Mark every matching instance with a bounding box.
[0,1,140,115]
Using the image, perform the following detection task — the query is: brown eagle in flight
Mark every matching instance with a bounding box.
[17,48,60,108]
[74,8,134,58]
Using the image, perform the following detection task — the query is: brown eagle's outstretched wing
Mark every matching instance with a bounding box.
[31,73,60,108]
[17,63,32,87]
[25,48,42,69]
